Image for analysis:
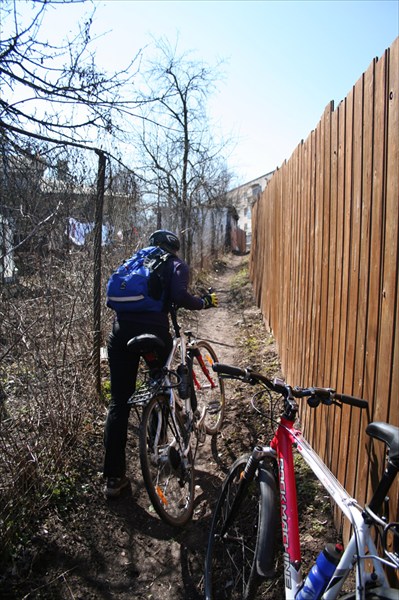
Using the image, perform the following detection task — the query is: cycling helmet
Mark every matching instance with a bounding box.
[149,229,180,253]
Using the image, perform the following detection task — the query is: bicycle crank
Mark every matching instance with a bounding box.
[167,445,189,484]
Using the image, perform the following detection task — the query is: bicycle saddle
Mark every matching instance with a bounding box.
[366,422,399,469]
[127,334,165,354]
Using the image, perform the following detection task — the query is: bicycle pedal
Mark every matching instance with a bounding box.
[207,401,221,415]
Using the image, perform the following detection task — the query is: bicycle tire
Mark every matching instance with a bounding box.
[192,340,225,435]
[139,394,195,527]
[205,455,278,600]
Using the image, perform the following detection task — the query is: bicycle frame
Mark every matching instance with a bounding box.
[157,328,211,455]
[163,332,194,455]
[268,417,392,600]
[164,330,218,427]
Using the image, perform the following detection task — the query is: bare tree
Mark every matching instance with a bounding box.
[136,39,232,263]
[0,0,157,397]
[0,0,152,266]
[0,0,146,152]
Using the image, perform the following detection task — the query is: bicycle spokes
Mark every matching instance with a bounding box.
[139,395,195,526]
[192,341,225,436]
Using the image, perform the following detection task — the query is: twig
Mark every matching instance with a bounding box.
[0,201,63,260]
[22,566,78,599]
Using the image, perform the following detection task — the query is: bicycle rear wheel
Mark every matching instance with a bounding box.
[205,455,278,600]
[192,340,225,435]
[139,395,195,527]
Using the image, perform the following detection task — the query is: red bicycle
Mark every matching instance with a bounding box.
[205,363,399,600]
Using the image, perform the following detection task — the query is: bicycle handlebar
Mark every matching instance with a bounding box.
[212,363,368,409]
[212,363,252,380]
[333,392,368,409]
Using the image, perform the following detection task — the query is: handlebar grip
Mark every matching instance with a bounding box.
[335,393,368,409]
[212,363,247,378]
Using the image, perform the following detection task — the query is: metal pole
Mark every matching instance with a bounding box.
[93,150,106,397]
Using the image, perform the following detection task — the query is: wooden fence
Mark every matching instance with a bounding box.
[249,37,398,543]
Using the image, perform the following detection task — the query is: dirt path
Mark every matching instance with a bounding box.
[5,253,267,600]
[193,255,242,366]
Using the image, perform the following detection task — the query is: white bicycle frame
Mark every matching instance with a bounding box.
[289,430,392,600]
[160,330,208,459]
[160,332,192,457]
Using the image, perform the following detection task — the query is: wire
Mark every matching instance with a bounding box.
[250,386,284,431]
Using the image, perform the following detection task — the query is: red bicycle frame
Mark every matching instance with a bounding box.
[271,417,303,598]
[191,352,217,391]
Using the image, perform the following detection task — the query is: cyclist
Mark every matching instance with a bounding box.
[103,229,218,498]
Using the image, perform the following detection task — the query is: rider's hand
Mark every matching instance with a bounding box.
[202,292,218,309]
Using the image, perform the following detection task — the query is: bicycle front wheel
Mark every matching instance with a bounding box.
[192,340,225,435]
[139,395,195,527]
[205,455,278,600]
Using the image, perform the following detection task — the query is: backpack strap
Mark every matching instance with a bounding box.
[148,251,174,308]
[161,253,175,310]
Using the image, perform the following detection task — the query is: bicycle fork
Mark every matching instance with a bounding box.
[191,348,221,418]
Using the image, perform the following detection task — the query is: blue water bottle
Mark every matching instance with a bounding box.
[296,543,343,600]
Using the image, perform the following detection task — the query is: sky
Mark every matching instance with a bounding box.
[13,0,399,186]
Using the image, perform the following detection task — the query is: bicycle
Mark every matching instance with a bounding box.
[205,363,399,600]
[126,307,225,527]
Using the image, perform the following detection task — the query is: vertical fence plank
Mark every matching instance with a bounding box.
[375,39,399,525]
[302,130,317,436]
[295,143,306,387]
[336,86,354,503]
[309,105,327,455]
[282,158,291,372]
[341,74,365,541]
[323,103,337,389]
[385,36,399,429]
[374,50,396,419]
[305,129,318,443]
[306,124,321,446]
[311,120,323,390]
[299,136,312,387]
[366,48,391,505]
[384,37,399,543]
[292,146,303,385]
[289,149,298,382]
[318,104,333,383]
[330,99,346,479]
[323,104,339,471]
[354,55,376,514]
[298,134,313,434]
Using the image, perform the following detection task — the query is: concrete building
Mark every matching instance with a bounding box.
[226,171,274,251]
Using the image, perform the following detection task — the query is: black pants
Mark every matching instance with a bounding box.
[103,319,173,478]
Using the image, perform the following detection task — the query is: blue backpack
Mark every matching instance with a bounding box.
[106,246,172,312]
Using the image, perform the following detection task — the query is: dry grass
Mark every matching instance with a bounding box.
[0,251,102,565]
